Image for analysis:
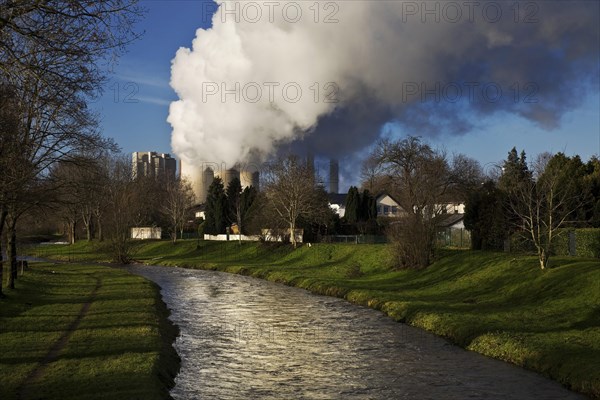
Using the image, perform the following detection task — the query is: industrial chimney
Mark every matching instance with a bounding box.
[329,159,339,194]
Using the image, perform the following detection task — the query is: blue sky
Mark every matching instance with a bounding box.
[94,1,600,180]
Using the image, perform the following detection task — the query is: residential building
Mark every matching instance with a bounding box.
[376,192,404,217]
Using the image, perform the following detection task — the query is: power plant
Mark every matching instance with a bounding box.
[180,161,260,204]
[329,159,339,194]
[132,151,177,180]
[168,155,340,205]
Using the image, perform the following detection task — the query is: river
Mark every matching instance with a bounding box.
[125,265,585,400]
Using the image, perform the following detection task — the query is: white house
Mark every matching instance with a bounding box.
[376,192,404,217]
[439,202,466,215]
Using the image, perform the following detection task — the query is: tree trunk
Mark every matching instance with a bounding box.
[69,220,76,244]
[97,218,103,242]
[7,217,17,289]
[539,248,548,270]
[290,221,297,248]
[83,211,93,241]
[0,210,7,298]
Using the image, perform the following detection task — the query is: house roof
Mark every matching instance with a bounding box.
[190,203,206,212]
[375,191,402,206]
[437,213,465,228]
[328,193,347,206]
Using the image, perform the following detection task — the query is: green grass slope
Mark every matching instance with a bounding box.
[24,240,600,398]
[0,262,179,400]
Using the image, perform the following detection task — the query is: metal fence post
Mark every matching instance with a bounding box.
[569,231,577,256]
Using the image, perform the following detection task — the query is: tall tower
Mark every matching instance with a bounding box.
[216,168,240,189]
[132,152,176,180]
[180,161,215,204]
[329,159,339,194]
[306,153,315,178]
[240,163,260,190]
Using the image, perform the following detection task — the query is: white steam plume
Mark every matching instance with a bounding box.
[169,0,599,167]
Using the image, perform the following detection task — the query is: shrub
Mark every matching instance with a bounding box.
[515,228,600,258]
[575,228,600,258]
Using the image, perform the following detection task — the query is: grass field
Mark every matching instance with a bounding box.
[0,262,179,400]
[25,239,600,398]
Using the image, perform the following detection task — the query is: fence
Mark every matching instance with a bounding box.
[508,228,600,258]
[436,228,471,249]
[321,235,388,244]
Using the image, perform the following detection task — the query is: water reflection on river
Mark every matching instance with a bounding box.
[126,265,584,400]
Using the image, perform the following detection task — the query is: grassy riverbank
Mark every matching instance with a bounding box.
[26,239,600,398]
[0,262,179,400]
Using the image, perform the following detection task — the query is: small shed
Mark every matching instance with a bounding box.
[131,227,162,240]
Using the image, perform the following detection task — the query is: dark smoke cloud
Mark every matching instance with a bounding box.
[169,0,599,175]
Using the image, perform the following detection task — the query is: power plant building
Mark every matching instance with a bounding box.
[329,159,339,194]
[181,161,260,204]
[132,152,177,180]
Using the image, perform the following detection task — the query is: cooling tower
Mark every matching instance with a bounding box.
[181,161,262,203]
[201,166,215,201]
[240,163,260,190]
[180,161,214,204]
[214,167,240,189]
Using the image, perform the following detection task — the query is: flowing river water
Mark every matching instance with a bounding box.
[125,265,585,400]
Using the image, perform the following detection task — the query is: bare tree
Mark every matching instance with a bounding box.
[262,155,329,248]
[162,178,195,244]
[360,152,391,193]
[507,153,583,269]
[449,153,484,198]
[0,1,143,99]
[0,2,140,284]
[49,154,111,243]
[103,155,140,263]
[372,136,452,268]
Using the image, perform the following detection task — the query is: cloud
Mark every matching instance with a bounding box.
[136,96,172,106]
[168,0,599,168]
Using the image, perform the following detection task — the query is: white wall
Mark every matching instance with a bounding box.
[376,195,402,217]
[131,227,161,240]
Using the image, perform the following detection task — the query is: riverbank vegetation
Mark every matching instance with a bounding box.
[26,239,600,398]
[0,262,179,400]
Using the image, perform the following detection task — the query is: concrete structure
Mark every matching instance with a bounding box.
[203,229,302,243]
[240,163,260,189]
[306,153,315,176]
[329,159,339,194]
[131,227,162,240]
[181,161,260,204]
[132,152,176,180]
[180,161,215,204]
[216,167,240,189]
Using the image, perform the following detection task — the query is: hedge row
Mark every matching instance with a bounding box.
[509,228,600,258]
